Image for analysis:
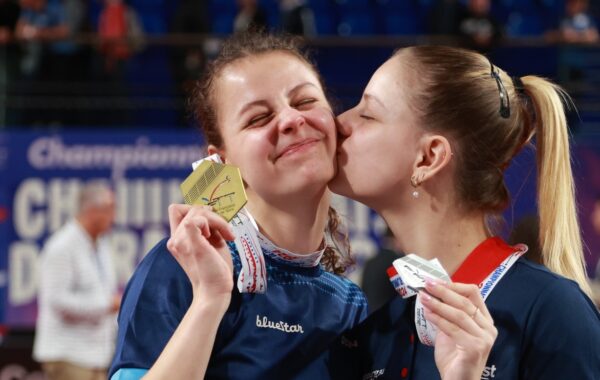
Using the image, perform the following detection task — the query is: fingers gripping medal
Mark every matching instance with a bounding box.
[181,159,247,221]
[388,254,451,346]
[180,154,267,293]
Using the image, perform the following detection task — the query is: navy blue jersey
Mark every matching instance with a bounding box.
[109,239,368,380]
[329,257,600,379]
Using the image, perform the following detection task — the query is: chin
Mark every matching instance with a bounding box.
[300,159,335,179]
[328,170,352,198]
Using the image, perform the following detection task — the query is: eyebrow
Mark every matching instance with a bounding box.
[288,81,319,97]
[364,93,386,110]
[236,82,319,118]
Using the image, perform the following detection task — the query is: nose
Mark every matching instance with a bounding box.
[277,107,305,134]
[336,109,353,138]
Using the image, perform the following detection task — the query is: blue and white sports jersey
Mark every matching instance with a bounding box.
[109,239,368,380]
[329,255,600,379]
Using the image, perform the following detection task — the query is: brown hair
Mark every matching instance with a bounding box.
[190,31,351,274]
[397,46,591,296]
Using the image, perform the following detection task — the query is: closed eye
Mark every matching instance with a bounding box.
[294,98,317,109]
[360,114,375,121]
[246,113,273,128]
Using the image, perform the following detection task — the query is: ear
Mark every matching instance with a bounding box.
[207,144,227,163]
[413,135,452,184]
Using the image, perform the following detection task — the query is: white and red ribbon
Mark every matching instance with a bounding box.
[388,237,527,346]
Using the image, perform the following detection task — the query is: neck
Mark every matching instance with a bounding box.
[247,190,329,254]
[378,199,489,276]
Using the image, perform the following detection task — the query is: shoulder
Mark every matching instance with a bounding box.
[497,258,600,334]
[128,238,188,295]
[122,238,239,314]
[501,258,574,290]
[41,222,79,257]
[111,239,194,375]
[496,260,600,378]
[118,238,190,318]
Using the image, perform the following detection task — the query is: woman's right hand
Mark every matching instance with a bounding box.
[166,204,236,307]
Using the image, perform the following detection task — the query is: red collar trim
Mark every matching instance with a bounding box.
[451,237,517,285]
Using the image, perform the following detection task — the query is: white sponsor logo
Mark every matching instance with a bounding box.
[362,369,385,380]
[27,136,199,179]
[256,315,304,334]
[482,364,497,379]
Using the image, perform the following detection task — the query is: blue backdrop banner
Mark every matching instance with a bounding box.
[0,130,205,327]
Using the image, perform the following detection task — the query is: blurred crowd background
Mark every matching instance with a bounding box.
[0,0,599,130]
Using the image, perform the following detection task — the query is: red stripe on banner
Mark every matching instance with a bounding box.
[451,237,516,285]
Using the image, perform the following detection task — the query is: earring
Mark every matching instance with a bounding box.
[411,175,419,199]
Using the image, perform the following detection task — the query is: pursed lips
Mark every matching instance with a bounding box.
[275,138,320,160]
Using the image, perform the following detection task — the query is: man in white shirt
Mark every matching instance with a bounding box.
[34,181,120,380]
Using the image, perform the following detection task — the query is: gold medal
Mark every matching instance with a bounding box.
[180,160,247,222]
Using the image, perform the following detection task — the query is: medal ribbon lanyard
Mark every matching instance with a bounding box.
[389,237,526,345]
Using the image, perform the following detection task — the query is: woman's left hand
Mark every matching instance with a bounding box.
[420,280,497,380]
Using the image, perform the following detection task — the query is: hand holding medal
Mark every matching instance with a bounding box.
[177,154,267,294]
[165,155,246,303]
[388,254,497,380]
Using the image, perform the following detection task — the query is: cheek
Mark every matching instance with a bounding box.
[347,128,383,161]
[223,130,270,164]
[303,107,336,141]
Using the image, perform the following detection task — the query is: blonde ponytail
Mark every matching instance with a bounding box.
[522,76,592,297]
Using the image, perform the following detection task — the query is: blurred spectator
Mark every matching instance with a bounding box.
[16,0,90,125]
[361,228,402,312]
[170,0,210,94]
[98,0,145,76]
[234,0,268,33]
[15,0,69,79]
[458,0,503,51]
[33,181,120,380]
[560,0,599,44]
[428,0,466,36]
[15,0,75,125]
[0,0,20,45]
[0,0,21,125]
[509,214,542,265]
[279,0,316,36]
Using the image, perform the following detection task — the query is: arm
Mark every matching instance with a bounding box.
[142,205,236,380]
